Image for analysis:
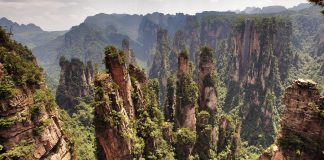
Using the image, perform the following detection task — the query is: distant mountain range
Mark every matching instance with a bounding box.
[0,17,66,49]
[242,3,311,14]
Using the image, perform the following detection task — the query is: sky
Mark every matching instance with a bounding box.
[0,0,308,31]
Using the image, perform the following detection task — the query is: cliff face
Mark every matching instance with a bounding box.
[55,57,94,113]
[0,28,71,159]
[259,79,324,160]
[222,17,293,147]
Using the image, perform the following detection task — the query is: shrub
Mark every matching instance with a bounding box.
[32,119,52,136]
[0,76,15,99]
[176,128,196,145]
[0,140,34,159]
[0,117,18,128]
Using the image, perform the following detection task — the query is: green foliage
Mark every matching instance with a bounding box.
[59,105,97,160]
[203,72,218,89]
[32,119,52,136]
[0,116,19,128]
[176,128,196,146]
[176,74,199,107]
[104,45,126,68]
[0,46,43,88]
[0,140,34,159]
[0,75,15,99]
[309,0,324,14]
[236,141,263,160]
[30,89,57,121]
[200,46,213,60]
[179,50,189,59]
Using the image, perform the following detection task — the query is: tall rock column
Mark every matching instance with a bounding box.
[94,73,132,160]
[122,38,136,65]
[104,45,135,119]
[149,29,170,106]
[174,50,198,159]
[194,46,218,159]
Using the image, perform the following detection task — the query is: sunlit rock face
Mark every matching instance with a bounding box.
[259,79,324,160]
[0,27,72,160]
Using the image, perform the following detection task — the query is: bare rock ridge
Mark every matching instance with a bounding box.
[55,57,94,113]
[0,27,72,159]
[259,79,324,160]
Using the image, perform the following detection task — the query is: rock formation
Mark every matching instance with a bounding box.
[104,45,135,119]
[94,73,133,160]
[259,79,324,160]
[56,57,94,113]
[122,38,136,65]
[222,17,293,147]
[94,45,174,160]
[149,29,170,105]
[194,46,218,159]
[174,50,198,159]
[164,75,176,122]
[175,50,197,130]
[184,16,200,64]
[169,30,186,73]
[0,27,72,159]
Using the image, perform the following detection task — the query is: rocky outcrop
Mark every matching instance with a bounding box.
[259,79,324,160]
[0,27,71,159]
[55,57,94,113]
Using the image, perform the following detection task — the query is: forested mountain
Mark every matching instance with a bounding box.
[0,3,323,160]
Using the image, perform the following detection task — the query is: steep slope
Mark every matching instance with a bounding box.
[0,27,71,159]
[259,79,324,160]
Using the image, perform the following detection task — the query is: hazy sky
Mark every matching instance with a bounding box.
[0,0,308,31]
